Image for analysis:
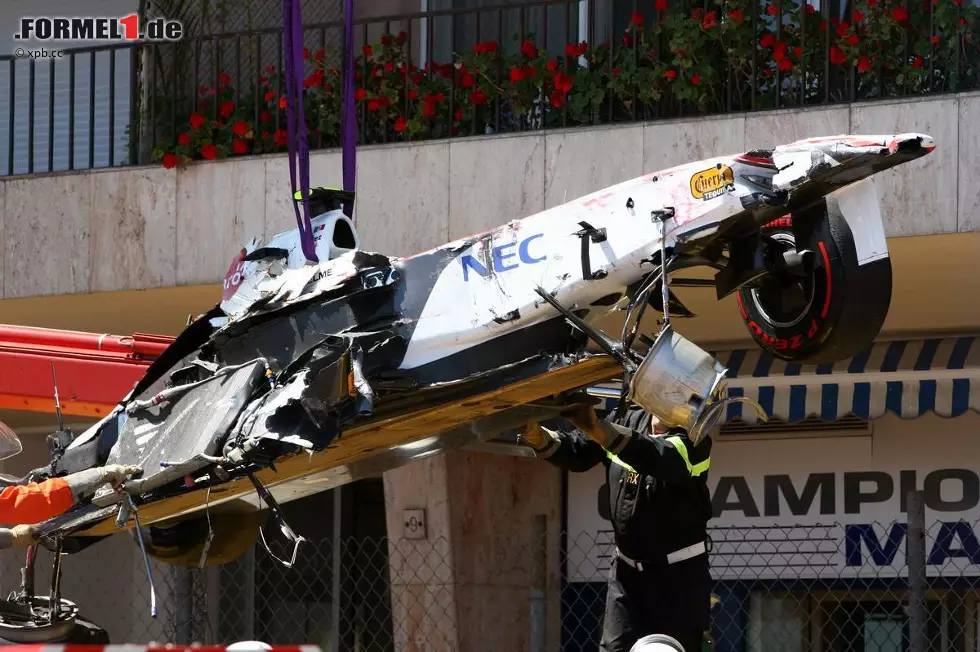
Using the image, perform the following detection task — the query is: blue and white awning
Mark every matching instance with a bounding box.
[591,336,980,424]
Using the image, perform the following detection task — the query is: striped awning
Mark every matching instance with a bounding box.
[591,336,980,424]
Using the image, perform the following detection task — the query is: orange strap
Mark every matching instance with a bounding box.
[0,478,75,524]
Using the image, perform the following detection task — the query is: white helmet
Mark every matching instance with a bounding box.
[227,642,273,652]
[630,634,687,652]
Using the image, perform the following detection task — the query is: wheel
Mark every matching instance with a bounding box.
[61,615,110,644]
[735,196,892,364]
[0,596,107,644]
[136,509,268,567]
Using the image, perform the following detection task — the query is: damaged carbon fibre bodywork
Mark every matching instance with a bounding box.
[28,133,935,549]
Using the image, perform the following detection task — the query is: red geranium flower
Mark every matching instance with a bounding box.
[474,41,499,54]
[470,89,488,105]
[232,139,248,154]
[260,110,271,124]
[550,90,565,108]
[218,72,231,86]
[891,7,909,21]
[219,101,235,119]
[394,117,408,132]
[760,33,775,48]
[857,56,873,72]
[232,120,248,137]
[691,73,702,85]
[665,69,678,79]
[461,73,475,88]
[279,97,288,110]
[381,34,393,47]
[830,46,847,64]
[702,10,718,28]
[273,129,288,146]
[766,4,779,15]
[178,132,190,146]
[631,11,644,25]
[729,9,744,22]
[509,66,524,83]
[162,153,178,169]
[408,88,419,100]
[656,0,668,10]
[264,90,276,102]
[554,71,574,93]
[911,56,923,68]
[521,40,537,58]
[546,59,559,72]
[362,45,373,57]
[201,143,217,160]
[367,99,380,112]
[778,58,792,71]
[189,113,206,130]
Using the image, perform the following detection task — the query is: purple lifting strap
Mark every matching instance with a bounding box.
[283,0,318,263]
[341,0,356,217]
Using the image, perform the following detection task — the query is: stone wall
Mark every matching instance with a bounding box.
[1,93,976,300]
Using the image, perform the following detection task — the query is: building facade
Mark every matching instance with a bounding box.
[0,0,978,650]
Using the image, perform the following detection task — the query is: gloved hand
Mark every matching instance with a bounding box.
[517,421,551,451]
[64,464,143,502]
[100,464,143,489]
[10,524,37,548]
[562,405,601,436]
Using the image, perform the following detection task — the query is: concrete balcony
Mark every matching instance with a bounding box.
[1,93,979,344]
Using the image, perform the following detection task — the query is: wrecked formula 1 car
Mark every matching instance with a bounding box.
[0,133,933,642]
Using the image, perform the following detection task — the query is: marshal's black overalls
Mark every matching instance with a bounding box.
[534,406,714,652]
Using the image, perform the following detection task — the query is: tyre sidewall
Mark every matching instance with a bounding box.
[737,198,892,364]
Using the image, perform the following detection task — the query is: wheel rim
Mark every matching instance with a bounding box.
[0,596,79,642]
[748,233,816,330]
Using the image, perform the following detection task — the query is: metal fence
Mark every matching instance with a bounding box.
[3,515,978,651]
[1,0,978,176]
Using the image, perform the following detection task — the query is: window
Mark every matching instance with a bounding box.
[747,593,808,652]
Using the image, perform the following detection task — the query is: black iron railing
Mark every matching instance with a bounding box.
[0,43,140,176]
[1,0,977,176]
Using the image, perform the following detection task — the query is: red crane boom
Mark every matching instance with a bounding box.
[0,325,175,418]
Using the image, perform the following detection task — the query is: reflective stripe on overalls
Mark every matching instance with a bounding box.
[604,437,711,478]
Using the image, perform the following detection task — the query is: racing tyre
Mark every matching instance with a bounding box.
[736,196,892,364]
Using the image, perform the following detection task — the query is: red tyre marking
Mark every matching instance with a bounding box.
[817,240,832,318]
[763,215,792,229]
[736,291,748,319]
